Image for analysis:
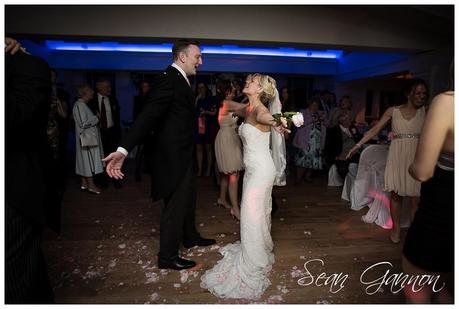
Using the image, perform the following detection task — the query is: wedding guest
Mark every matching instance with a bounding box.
[232,79,246,102]
[214,80,245,220]
[73,84,104,194]
[133,81,151,182]
[318,89,332,115]
[347,79,428,244]
[195,82,218,177]
[325,111,362,179]
[88,79,122,188]
[6,38,59,303]
[103,39,216,271]
[328,95,355,128]
[403,85,454,303]
[292,99,327,183]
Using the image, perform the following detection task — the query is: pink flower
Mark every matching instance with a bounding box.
[387,131,395,141]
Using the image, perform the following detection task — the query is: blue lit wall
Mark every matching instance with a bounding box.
[20,39,411,79]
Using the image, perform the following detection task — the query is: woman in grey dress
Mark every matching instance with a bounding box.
[73,84,104,194]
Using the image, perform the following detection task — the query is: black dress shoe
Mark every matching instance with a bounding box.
[183,237,216,249]
[157,256,196,270]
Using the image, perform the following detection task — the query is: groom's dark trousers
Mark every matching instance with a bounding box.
[120,65,201,260]
[159,164,199,259]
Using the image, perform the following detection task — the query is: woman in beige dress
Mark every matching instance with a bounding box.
[214,80,246,220]
[347,79,428,243]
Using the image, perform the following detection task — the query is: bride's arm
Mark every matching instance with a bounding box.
[228,100,247,118]
[256,105,290,134]
[255,105,277,126]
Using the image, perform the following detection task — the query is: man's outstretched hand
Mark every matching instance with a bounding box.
[5,37,28,55]
[103,151,126,179]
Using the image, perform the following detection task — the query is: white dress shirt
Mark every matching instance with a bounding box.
[171,62,190,86]
[339,124,352,137]
[98,93,114,128]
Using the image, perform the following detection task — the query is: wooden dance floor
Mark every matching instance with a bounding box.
[43,163,406,304]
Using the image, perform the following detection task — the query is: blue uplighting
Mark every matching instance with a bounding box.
[45,40,343,59]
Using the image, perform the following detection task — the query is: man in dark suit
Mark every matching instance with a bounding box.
[88,79,122,188]
[5,39,60,303]
[324,111,363,179]
[103,39,215,270]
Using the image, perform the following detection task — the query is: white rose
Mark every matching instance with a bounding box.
[291,112,304,127]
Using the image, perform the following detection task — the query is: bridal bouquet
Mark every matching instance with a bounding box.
[272,112,304,127]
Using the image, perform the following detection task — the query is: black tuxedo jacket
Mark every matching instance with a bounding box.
[324,125,362,166]
[120,66,196,201]
[88,93,121,139]
[5,51,60,230]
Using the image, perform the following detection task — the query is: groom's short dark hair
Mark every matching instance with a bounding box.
[172,39,200,60]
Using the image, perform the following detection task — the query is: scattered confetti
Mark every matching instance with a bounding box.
[108,259,117,268]
[145,272,159,284]
[150,292,160,301]
[180,270,189,283]
[267,295,284,303]
[316,300,330,304]
[210,245,220,251]
[291,268,303,278]
[160,269,169,276]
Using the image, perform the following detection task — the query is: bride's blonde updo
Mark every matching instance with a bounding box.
[252,73,277,105]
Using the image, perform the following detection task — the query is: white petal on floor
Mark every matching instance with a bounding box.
[179,270,189,283]
[145,272,159,284]
[150,292,160,301]
[173,283,181,288]
[118,244,126,249]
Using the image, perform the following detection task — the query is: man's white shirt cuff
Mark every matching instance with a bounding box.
[117,147,128,157]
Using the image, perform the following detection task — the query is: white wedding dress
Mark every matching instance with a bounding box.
[200,122,276,300]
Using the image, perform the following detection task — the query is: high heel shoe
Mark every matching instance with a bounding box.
[87,187,101,195]
[230,208,240,221]
[217,199,231,209]
[389,231,400,244]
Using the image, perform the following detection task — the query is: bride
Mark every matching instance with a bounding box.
[200,73,289,300]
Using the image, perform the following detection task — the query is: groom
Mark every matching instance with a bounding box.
[103,39,215,270]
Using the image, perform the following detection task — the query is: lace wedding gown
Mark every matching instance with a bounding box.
[200,123,276,300]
